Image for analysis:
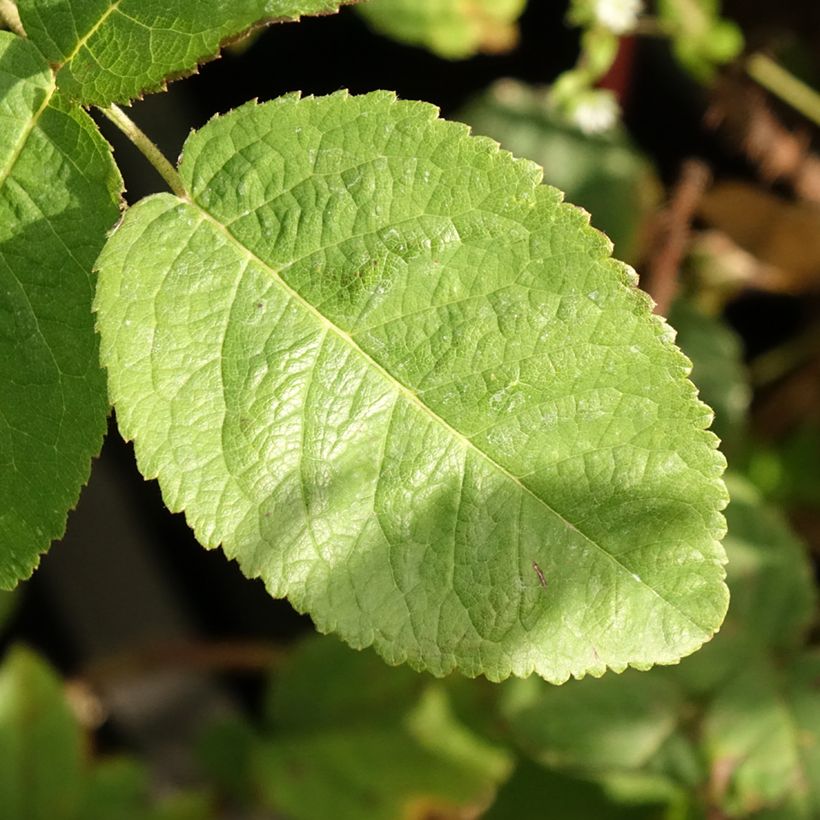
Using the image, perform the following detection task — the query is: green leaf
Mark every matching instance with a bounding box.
[251,635,510,820]
[95,90,728,682]
[499,670,686,774]
[456,80,661,263]
[264,634,424,730]
[0,590,18,631]
[667,301,749,451]
[254,729,496,820]
[484,761,678,820]
[197,718,257,805]
[657,0,743,81]
[357,0,526,59]
[674,475,815,695]
[702,654,820,817]
[0,646,85,819]
[16,0,356,106]
[0,32,121,587]
[76,759,154,820]
[746,422,820,509]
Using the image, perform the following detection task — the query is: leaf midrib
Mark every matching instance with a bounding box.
[55,0,122,72]
[0,74,55,196]
[176,192,711,638]
[0,0,122,192]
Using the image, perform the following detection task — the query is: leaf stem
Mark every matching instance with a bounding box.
[99,103,187,198]
[747,52,820,130]
[0,0,25,37]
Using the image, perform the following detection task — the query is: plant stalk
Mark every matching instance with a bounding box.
[100,103,187,198]
[747,52,820,130]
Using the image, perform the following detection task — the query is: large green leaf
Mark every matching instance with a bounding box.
[95,91,728,682]
[357,0,526,59]
[0,32,121,587]
[16,0,356,106]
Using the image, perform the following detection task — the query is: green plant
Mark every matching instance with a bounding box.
[0,0,729,683]
[2,1,819,817]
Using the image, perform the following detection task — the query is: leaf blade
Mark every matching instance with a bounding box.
[96,92,728,681]
[0,32,121,586]
[16,0,358,106]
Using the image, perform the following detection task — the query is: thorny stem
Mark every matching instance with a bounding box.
[99,103,187,198]
[0,0,25,37]
[747,53,820,130]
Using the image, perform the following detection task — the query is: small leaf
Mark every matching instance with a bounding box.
[657,0,743,80]
[0,33,121,587]
[0,646,85,819]
[16,0,357,106]
[95,91,728,682]
[357,0,526,59]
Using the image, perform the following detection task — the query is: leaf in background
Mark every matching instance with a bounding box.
[0,646,84,820]
[674,475,815,695]
[95,90,728,682]
[456,80,661,264]
[16,0,357,106]
[265,634,424,730]
[668,300,749,451]
[0,647,216,820]
[252,635,510,820]
[74,753,215,820]
[498,669,686,774]
[357,0,526,59]
[483,760,678,820]
[0,32,121,587]
[747,423,820,509]
[657,0,743,81]
[197,718,257,806]
[702,654,820,818]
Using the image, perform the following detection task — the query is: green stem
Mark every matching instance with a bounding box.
[99,104,187,198]
[747,52,820,130]
[0,0,25,37]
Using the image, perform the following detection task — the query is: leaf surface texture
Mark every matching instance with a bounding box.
[0,32,121,586]
[16,0,355,105]
[95,91,728,681]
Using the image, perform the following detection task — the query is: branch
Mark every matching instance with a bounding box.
[99,104,187,198]
[645,160,711,315]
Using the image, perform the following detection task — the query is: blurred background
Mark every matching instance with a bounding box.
[2,1,819,817]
